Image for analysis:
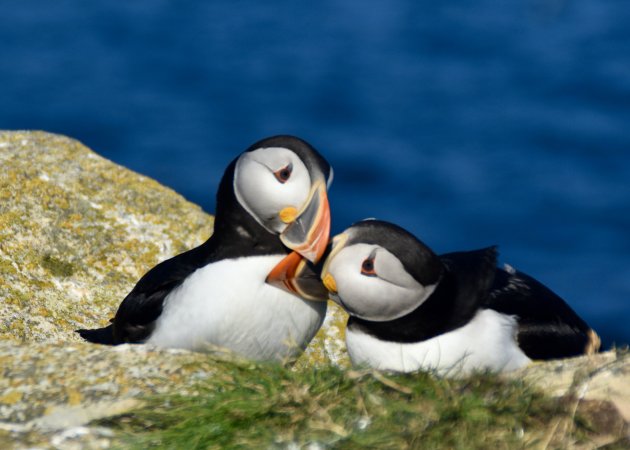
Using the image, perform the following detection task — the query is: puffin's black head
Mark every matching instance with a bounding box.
[215,135,332,268]
[319,219,444,321]
[244,135,333,187]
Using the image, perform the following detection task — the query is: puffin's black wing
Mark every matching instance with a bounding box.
[439,246,499,309]
[77,243,212,345]
[486,267,600,359]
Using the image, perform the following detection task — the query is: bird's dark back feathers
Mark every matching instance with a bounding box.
[349,247,499,343]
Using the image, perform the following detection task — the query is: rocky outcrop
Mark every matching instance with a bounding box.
[511,349,630,422]
[0,131,627,449]
[0,342,214,448]
[0,131,212,343]
[506,349,630,448]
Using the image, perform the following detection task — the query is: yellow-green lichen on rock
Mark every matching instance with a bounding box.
[0,341,221,448]
[0,131,213,343]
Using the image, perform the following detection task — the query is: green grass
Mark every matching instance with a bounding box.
[96,357,611,450]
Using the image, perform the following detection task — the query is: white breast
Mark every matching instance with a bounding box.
[345,309,531,375]
[147,255,326,361]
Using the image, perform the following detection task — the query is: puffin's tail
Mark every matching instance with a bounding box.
[76,325,115,345]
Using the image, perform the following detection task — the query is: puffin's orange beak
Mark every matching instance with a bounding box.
[278,181,330,263]
[266,179,331,300]
[265,251,329,301]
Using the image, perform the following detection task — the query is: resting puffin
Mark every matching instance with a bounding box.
[315,219,600,374]
[77,135,332,361]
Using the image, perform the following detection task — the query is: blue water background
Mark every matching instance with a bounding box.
[1,1,629,347]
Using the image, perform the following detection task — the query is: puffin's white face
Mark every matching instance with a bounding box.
[323,240,438,321]
[234,147,312,234]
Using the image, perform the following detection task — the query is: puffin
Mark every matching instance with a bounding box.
[312,219,600,374]
[77,135,332,362]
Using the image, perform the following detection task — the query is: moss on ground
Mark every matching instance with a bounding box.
[99,360,622,450]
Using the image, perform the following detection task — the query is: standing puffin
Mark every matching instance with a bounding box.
[78,136,332,361]
[315,220,600,374]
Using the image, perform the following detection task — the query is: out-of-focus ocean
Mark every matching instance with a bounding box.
[1,1,628,347]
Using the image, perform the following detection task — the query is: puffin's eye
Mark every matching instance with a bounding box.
[361,257,377,277]
[273,163,293,184]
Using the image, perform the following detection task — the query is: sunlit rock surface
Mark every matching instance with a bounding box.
[506,348,630,447]
[0,131,212,343]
